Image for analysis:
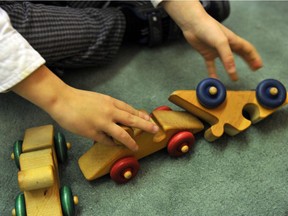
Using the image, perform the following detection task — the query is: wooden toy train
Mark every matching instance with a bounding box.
[10,78,288,215]
[78,78,288,184]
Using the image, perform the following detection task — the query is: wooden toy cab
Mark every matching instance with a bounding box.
[78,108,204,184]
[169,78,288,141]
[11,125,78,216]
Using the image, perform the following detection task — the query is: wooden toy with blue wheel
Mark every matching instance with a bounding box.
[11,125,78,216]
[169,78,288,141]
[78,108,204,184]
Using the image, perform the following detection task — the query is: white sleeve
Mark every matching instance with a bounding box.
[0,8,46,92]
[151,0,164,8]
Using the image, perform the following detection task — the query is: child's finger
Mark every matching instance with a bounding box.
[220,25,263,72]
[215,39,238,81]
[93,131,115,147]
[205,60,218,79]
[105,124,139,152]
[232,37,263,71]
[114,109,159,134]
[114,99,150,120]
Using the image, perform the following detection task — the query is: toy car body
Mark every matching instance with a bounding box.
[169,78,288,141]
[78,110,204,183]
[11,125,77,216]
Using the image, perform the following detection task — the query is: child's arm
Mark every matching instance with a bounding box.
[162,0,263,81]
[0,8,158,151]
[11,65,159,152]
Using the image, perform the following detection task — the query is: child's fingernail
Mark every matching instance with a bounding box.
[152,125,159,133]
[252,59,263,70]
[133,145,139,152]
[144,114,151,121]
[230,73,238,81]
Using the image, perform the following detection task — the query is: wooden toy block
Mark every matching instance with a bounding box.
[18,164,55,191]
[19,149,62,215]
[11,125,78,216]
[169,78,288,141]
[78,109,204,184]
[22,125,54,153]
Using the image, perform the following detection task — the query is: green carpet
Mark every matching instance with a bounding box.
[1,1,288,215]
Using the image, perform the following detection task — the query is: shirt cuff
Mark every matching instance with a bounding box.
[0,8,46,92]
[151,0,164,7]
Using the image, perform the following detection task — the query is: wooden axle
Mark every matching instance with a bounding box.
[18,165,54,191]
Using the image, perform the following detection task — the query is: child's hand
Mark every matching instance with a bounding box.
[50,88,159,152]
[163,0,263,81]
[12,65,159,152]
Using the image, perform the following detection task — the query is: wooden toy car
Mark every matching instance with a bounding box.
[78,108,204,184]
[11,125,78,216]
[169,78,288,141]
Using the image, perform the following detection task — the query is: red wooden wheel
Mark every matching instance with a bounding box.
[150,105,172,117]
[110,156,140,184]
[153,105,172,111]
[167,131,195,157]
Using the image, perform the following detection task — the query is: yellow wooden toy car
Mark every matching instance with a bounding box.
[78,107,204,184]
[11,125,78,216]
[169,78,288,141]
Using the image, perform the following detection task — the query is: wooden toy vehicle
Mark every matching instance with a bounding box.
[11,125,78,216]
[78,108,204,184]
[169,78,288,141]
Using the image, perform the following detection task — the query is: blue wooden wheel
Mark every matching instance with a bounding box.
[54,132,68,163]
[196,78,227,108]
[13,140,23,169]
[256,79,287,109]
[60,186,75,216]
[15,193,26,216]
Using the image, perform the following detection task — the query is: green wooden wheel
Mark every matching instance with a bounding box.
[54,132,68,163]
[15,193,26,216]
[60,186,75,216]
[13,140,23,169]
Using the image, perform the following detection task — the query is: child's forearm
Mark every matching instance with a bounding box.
[162,0,205,31]
[11,65,70,114]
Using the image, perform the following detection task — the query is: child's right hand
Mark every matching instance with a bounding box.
[163,0,263,81]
